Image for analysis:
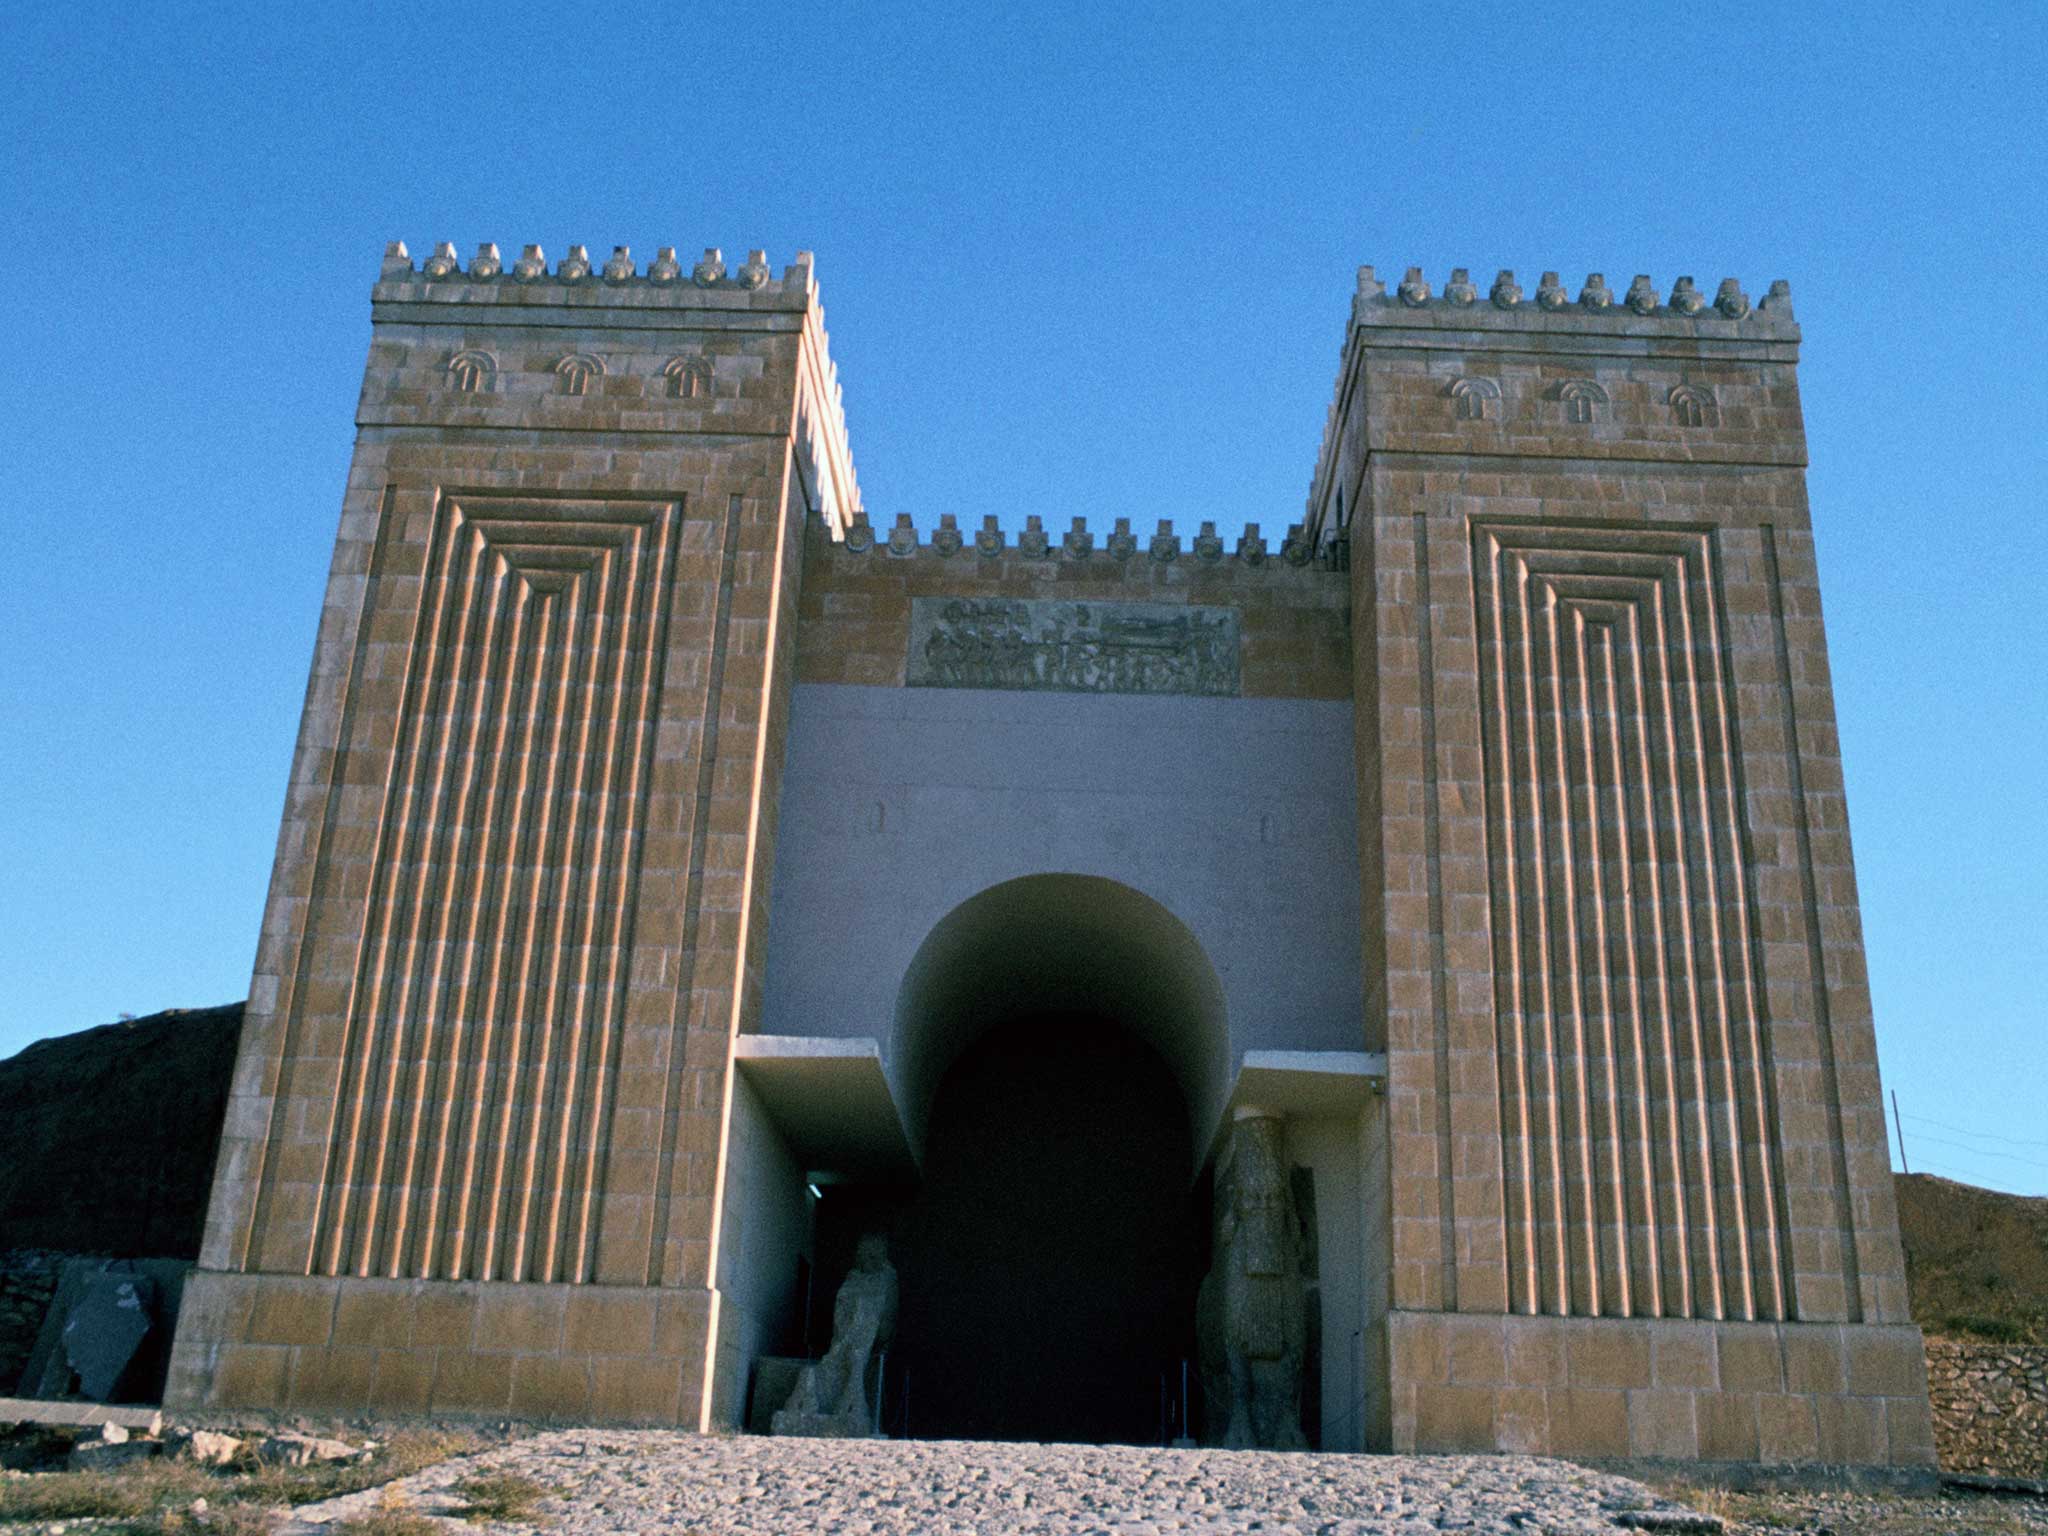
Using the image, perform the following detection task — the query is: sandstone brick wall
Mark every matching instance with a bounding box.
[1324,267,1924,1465]
[172,1270,709,1421]
[1925,1337,2048,1477]
[794,514,1350,699]
[167,241,854,1428]
[1387,1313,1933,1464]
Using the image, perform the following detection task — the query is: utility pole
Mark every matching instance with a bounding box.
[1891,1089,1910,1174]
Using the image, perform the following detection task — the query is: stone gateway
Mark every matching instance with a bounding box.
[164,242,1933,1465]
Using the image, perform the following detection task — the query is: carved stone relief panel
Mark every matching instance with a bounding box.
[906,597,1240,697]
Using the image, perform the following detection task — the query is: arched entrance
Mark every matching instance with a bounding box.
[814,875,1229,1443]
[897,1015,1199,1441]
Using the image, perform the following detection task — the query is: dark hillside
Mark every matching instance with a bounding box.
[0,1004,243,1258]
[1894,1171,2048,1343]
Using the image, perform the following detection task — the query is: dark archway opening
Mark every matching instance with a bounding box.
[817,1013,1208,1444]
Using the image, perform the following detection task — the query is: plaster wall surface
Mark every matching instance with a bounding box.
[758,683,1365,1116]
[1290,1116,1369,1451]
[715,1074,810,1397]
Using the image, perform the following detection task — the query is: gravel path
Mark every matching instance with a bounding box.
[285,1430,1715,1535]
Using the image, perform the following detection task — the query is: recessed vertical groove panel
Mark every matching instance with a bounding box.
[1471,520,1792,1322]
[289,492,682,1284]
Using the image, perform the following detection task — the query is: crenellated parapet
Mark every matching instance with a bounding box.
[375,239,815,300]
[828,512,1329,570]
[797,511,1352,698]
[1308,263,1804,541]
[1350,265,1796,334]
[367,240,862,535]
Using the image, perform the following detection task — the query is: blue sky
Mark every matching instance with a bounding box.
[3,3,2043,1193]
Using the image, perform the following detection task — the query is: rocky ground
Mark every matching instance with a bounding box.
[282,1431,1744,1535]
[3,1425,2046,1534]
[1650,1475,2048,1536]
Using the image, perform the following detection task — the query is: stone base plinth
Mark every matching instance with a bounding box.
[165,1270,716,1425]
[1387,1311,1936,1466]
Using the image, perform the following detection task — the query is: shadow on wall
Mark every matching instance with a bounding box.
[890,874,1231,1162]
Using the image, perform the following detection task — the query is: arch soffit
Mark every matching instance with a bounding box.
[891,873,1231,1159]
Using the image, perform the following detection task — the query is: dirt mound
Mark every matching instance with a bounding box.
[0,1004,244,1258]
[1895,1172,2048,1344]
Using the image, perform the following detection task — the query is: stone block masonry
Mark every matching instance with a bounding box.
[795,513,1350,700]
[162,240,1929,1465]
[1322,266,1927,1464]
[166,241,856,1427]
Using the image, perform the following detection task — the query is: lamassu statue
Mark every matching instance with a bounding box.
[773,1233,898,1437]
[1196,1112,1308,1449]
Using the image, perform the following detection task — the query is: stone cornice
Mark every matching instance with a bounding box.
[367,240,862,534]
[1308,264,1803,535]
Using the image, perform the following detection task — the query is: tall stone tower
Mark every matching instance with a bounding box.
[1319,266,1931,1461]
[167,240,857,1426]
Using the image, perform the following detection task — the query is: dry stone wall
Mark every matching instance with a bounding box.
[1925,1337,2048,1477]
[0,1250,66,1392]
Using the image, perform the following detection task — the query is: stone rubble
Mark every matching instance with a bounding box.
[284,1430,1709,1536]
[256,1430,361,1467]
[66,1422,157,1470]
[165,1425,242,1465]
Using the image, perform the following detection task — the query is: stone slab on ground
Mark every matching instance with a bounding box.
[283,1430,1708,1535]
[0,1397,162,1432]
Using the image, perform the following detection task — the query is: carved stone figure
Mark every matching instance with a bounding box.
[1197,1112,1308,1450]
[773,1234,898,1438]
